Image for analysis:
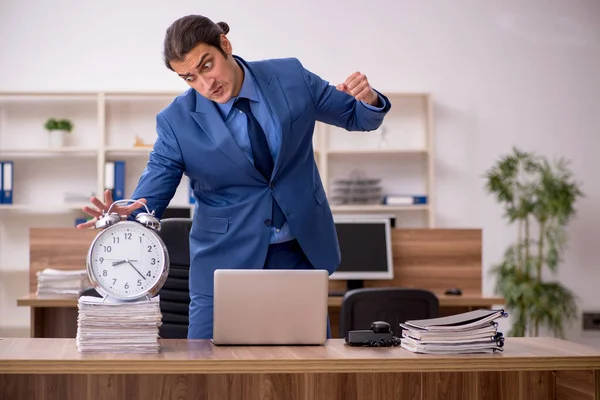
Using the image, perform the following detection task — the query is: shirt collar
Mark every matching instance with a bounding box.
[216,60,258,118]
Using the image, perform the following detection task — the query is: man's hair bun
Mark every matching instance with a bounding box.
[216,22,230,35]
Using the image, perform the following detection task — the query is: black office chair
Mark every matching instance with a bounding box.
[156,217,193,339]
[339,287,439,338]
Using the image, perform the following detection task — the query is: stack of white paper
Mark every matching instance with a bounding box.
[400,309,507,354]
[36,268,90,297]
[76,295,163,353]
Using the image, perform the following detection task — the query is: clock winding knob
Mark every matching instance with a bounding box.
[94,212,121,229]
[135,212,161,232]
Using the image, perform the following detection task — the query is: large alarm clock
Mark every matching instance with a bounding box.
[86,199,170,301]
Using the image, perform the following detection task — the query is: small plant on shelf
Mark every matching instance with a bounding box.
[484,147,583,338]
[44,118,74,147]
[44,118,73,133]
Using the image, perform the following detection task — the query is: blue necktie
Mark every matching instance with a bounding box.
[234,98,286,229]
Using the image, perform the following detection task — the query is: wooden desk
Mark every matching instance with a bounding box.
[17,293,505,339]
[17,295,79,338]
[1,337,599,400]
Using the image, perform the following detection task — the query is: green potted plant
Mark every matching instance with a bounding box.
[484,147,583,338]
[44,118,73,147]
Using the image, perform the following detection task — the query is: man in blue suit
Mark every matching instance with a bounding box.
[78,15,391,339]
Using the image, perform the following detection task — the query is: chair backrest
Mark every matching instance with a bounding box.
[339,287,439,338]
[156,218,193,339]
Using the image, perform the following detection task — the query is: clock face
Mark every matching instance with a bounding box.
[88,221,168,300]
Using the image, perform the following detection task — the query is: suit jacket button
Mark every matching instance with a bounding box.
[269,183,275,189]
[264,219,272,226]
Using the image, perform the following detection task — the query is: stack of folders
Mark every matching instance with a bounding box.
[76,295,163,353]
[36,268,90,297]
[400,309,507,354]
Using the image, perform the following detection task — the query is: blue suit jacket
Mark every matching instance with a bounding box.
[131,56,391,296]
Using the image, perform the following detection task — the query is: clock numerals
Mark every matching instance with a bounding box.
[92,224,164,297]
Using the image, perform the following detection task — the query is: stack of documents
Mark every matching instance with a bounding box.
[76,295,163,353]
[400,309,507,354]
[36,268,90,297]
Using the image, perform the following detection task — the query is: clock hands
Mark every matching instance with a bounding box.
[127,260,146,281]
[110,259,146,280]
[111,259,138,266]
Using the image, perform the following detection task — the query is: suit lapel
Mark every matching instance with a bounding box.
[244,61,291,180]
[189,57,292,182]
[190,91,265,182]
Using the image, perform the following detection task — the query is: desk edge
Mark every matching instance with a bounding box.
[2,356,600,375]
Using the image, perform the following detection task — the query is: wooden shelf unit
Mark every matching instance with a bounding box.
[0,91,435,226]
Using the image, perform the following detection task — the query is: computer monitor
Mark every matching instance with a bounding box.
[329,215,394,292]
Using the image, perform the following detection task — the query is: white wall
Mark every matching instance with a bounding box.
[1,0,599,345]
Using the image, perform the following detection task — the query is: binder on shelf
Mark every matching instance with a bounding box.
[383,195,427,205]
[1,161,13,204]
[113,161,125,201]
[104,161,114,195]
[0,162,4,204]
[105,160,126,201]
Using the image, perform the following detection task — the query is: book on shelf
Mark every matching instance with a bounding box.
[400,309,507,354]
[383,195,426,205]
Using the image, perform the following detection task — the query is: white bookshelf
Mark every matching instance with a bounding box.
[0,91,435,227]
[315,92,435,227]
[0,91,189,216]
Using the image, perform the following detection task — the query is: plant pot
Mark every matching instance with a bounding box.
[49,130,68,148]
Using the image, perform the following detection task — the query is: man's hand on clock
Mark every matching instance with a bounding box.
[77,190,147,230]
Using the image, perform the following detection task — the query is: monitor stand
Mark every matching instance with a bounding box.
[346,279,364,292]
[329,280,365,297]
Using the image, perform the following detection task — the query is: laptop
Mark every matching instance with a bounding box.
[212,269,329,345]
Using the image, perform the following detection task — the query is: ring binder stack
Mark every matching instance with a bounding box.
[400,309,508,354]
